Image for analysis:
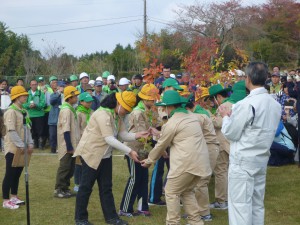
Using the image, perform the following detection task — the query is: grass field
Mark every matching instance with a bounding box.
[0,151,300,225]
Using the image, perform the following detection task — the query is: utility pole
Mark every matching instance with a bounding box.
[143,0,147,41]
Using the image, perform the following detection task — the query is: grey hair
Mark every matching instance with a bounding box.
[245,62,268,86]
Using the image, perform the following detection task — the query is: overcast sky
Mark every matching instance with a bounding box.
[1,0,267,57]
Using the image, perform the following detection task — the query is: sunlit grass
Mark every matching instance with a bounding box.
[0,150,299,225]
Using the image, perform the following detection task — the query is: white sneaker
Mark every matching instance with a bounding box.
[73,185,79,192]
[3,200,19,209]
[10,197,25,205]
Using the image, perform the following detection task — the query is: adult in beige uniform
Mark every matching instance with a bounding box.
[141,90,211,225]
[208,84,232,210]
[74,91,149,225]
[185,99,219,221]
[148,78,184,206]
[54,86,81,198]
[2,86,33,209]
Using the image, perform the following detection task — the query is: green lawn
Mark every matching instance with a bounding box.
[0,151,300,225]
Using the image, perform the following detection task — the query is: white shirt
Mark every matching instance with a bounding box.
[222,87,281,167]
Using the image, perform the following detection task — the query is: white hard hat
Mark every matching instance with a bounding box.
[96,76,102,81]
[79,72,89,80]
[107,75,115,81]
[235,69,245,77]
[170,74,176,79]
[119,77,130,85]
[88,80,95,85]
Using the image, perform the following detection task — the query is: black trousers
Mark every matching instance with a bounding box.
[55,153,75,190]
[31,116,44,141]
[148,156,170,203]
[43,112,49,140]
[75,157,119,222]
[120,155,149,213]
[2,153,23,199]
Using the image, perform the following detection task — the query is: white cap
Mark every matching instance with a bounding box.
[170,74,176,79]
[96,76,102,81]
[88,80,95,85]
[79,72,89,80]
[235,69,245,77]
[119,77,130,85]
[107,75,115,81]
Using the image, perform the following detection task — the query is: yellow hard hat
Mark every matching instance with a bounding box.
[116,91,137,112]
[11,86,28,101]
[64,86,80,101]
[178,85,190,96]
[138,84,159,101]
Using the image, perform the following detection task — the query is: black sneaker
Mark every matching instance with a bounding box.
[201,214,213,221]
[75,220,93,225]
[148,200,166,206]
[53,189,70,198]
[64,189,76,197]
[106,218,128,225]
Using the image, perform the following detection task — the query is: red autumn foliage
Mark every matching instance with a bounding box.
[182,37,218,84]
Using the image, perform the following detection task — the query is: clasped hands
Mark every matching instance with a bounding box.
[218,105,232,118]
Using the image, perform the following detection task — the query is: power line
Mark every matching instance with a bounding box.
[149,17,172,24]
[148,19,171,26]
[27,19,142,36]
[12,15,143,29]
[4,0,141,9]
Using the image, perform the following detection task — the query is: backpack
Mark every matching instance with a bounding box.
[282,122,298,148]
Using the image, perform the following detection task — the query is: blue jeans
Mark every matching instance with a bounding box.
[49,125,57,150]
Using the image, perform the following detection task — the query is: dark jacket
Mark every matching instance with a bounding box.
[48,92,62,125]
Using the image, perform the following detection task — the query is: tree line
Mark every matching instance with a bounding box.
[0,0,299,84]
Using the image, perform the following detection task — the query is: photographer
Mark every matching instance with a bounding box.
[285,102,298,128]
[104,75,119,94]
[276,83,296,121]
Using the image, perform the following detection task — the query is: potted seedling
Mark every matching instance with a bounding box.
[137,136,153,160]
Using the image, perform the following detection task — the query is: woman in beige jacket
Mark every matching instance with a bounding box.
[74,91,148,225]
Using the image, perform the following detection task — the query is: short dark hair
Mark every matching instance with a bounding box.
[30,79,37,84]
[17,78,24,83]
[217,91,229,98]
[185,101,194,109]
[163,65,171,70]
[273,66,280,70]
[246,62,268,86]
[0,79,8,84]
[101,93,117,109]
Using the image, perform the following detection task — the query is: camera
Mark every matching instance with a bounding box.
[284,100,294,107]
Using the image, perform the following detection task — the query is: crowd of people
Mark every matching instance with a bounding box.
[1,63,299,225]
